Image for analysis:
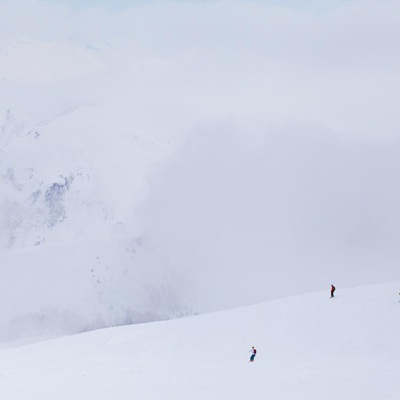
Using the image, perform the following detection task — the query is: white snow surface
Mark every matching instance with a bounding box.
[0,281,399,400]
[1,0,400,338]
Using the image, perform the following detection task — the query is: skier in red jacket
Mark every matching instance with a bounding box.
[249,346,257,362]
[331,284,336,298]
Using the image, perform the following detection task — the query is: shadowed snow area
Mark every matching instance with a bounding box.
[0,282,399,399]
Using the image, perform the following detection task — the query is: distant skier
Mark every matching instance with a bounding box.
[249,346,257,362]
[331,284,336,298]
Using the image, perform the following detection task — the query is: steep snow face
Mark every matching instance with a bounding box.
[0,25,197,338]
[0,65,189,338]
[0,282,399,400]
[0,37,102,250]
[0,36,189,337]
[0,35,182,252]
[0,104,160,250]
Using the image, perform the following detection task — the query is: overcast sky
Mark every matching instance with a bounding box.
[38,0,356,12]
[1,0,399,140]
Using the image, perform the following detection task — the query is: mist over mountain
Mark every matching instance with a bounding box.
[0,0,399,339]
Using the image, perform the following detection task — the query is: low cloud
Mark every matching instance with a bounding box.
[137,124,400,310]
[0,0,399,322]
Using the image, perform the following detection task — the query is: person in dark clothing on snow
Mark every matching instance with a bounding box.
[249,346,257,362]
[331,284,336,298]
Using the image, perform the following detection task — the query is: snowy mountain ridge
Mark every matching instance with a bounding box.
[0,29,199,340]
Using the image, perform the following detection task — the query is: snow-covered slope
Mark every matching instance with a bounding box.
[0,282,399,400]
